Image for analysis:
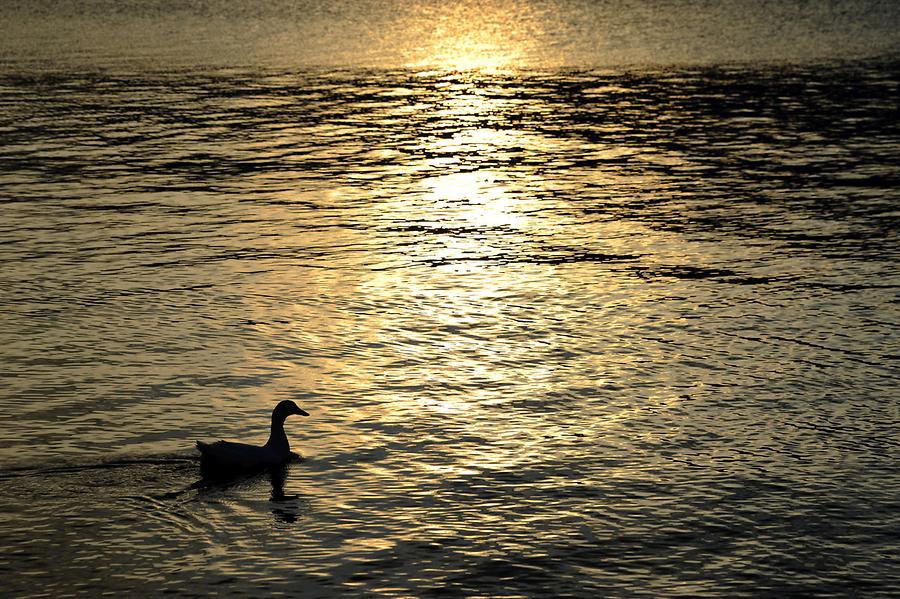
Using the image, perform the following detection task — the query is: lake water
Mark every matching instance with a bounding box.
[1,1,899,597]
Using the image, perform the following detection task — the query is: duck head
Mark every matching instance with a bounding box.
[273,399,310,420]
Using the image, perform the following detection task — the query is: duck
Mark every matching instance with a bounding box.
[196,400,309,474]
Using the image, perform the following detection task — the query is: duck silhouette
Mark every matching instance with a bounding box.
[196,400,309,475]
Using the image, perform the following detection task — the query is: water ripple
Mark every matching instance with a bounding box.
[1,58,899,597]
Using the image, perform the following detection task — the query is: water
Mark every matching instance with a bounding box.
[1,1,900,597]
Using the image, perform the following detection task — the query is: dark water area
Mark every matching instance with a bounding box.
[2,1,900,597]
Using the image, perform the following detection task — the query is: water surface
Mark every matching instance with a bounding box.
[1,1,899,597]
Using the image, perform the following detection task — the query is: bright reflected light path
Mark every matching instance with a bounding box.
[1,1,899,596]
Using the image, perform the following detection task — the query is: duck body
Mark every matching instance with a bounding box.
[196,440,288,470]
[196,400,309,475]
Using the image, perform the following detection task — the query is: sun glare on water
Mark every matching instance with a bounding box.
[421,39,520,73]
[407,0,544,73]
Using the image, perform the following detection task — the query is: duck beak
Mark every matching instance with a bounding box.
[295,406,310,417]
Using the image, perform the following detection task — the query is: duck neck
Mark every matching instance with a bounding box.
[265,414,290,455]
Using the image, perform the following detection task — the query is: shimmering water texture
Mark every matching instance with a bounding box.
[3,0,900,592]
[2,61,898,598]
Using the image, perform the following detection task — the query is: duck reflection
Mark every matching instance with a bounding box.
[268,463,302,524]
[159,458,307,524]
[200,458,304,494]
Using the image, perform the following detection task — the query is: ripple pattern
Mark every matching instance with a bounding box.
[1,61,899,597]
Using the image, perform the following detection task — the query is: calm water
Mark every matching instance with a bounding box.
[2,1,900,597]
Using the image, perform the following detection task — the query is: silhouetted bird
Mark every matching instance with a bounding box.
[196,400,309,474]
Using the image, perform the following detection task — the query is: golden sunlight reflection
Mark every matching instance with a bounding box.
[410,0,543,71]
[219,32,687,485]
[420,37,520,73]
[413,83,544,261]
[424,171,520,229]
